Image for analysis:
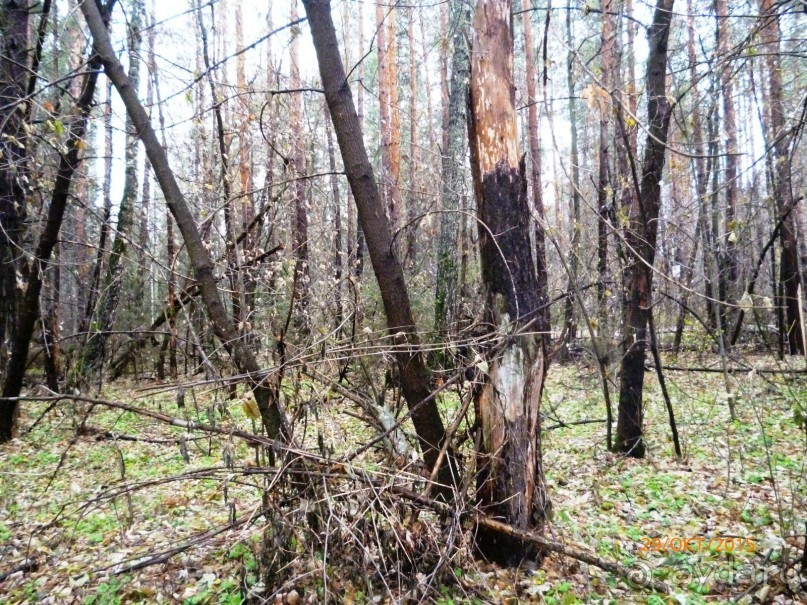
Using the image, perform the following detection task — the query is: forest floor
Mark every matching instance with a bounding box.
[1,354,806,604]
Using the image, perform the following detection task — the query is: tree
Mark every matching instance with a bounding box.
[434,0,471,333]
[80,0,287,442]
[289,0,311,334]
[76,0,143,385]
[468,0,550,564]
[1,35,104,439]
[615,0,676,457]
[0,0,31,438]
[760,0,802,355]
[303,0,457,498]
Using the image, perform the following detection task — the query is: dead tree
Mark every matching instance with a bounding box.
[468,0,551,564]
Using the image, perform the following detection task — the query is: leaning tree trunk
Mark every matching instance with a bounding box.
[0,0,31,441]
[468,0,550,565]
[77,0,143,385]
[615,0,675,457]
[80,0,287,441]
[303,0,457,499]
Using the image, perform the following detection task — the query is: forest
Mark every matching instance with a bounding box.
[0,0,805,602]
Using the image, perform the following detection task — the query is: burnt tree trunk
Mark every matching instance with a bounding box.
[303,0,456,498]
[468,0,550,565]
[615,0,675,458]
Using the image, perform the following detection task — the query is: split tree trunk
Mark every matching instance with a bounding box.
[468,0,550,565]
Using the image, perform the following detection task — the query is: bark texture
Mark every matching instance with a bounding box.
[434,0,471,333]
[0,0,31,439]
[760,0,801,354]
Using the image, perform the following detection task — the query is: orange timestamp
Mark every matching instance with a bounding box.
[640,536,756,553]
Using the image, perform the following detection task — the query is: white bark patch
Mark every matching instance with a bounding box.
[494,344,526,423]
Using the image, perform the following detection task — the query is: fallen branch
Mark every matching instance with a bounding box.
[0,558,39,583]
[14,393,670,593]
[383,483,671,594]
[544,418,607,431]
[76,424,207,445]
[659,365,807,375]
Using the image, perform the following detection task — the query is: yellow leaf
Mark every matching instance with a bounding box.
[242,399,261,420]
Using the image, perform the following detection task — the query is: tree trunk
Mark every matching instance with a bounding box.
[290,0,310,335]
[404,7,418,267]
[303,0,456,498]
[615,0,675,458]
[77,0,143,385]
[0,1,31,429]
[324,104,343,331]
[597,0,617,312]
[673,0,708,352]
[563,0,582,347]
[716,0,739,329]
[760,0,801,354]
[434,0,471,333]
[1,27,104,439]
[197,0,246,351]
[522,0,549,336]
[468,0,550,565]
[80,0,287,441]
